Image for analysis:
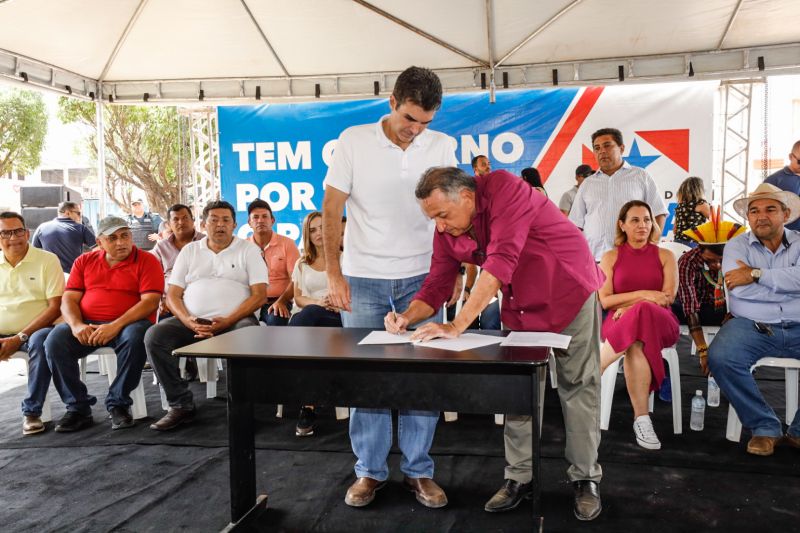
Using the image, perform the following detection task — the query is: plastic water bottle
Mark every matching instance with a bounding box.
[690,390,706,431]
[707,377,720,407]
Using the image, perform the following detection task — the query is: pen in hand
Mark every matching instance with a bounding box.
[388,296,398,334]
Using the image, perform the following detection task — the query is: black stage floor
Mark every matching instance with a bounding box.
[1,336,798,532]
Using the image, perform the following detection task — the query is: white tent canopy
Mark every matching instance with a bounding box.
[1,0,799,103]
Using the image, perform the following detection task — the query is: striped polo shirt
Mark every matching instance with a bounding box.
[569,162,667,260]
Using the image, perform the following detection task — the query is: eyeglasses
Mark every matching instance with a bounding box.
[0,228,27,239]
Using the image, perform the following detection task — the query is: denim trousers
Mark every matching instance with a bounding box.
[288,305,342,327]
[708,317,800,437]
[260,301,292,326]
[6,327,54,417]
[445,298,500,330]
[145,315,259,409]
[45,320,151,415]
[343,273,440,480]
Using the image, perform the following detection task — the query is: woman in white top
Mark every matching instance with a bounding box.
[288,211,342,328]
[288,211,342,437]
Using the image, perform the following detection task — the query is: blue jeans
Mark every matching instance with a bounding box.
[343,274,440,480]
[260,300,292,326]
[288,305,342,327]
[480,299,501,330]
[10,327,54,417]
[708,317,800,437]
[45,320,151,415]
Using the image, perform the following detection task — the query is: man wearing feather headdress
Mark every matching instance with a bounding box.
[676,206,745,374]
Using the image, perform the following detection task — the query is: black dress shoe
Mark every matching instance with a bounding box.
[54,411,94,433]
[573,480,602,521]
[484,479,532,512]
[109,406,134,430]
[295,406,316,437]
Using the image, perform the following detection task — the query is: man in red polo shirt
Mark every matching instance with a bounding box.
[45,215,163,433]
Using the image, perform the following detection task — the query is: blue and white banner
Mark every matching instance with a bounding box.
[218,82,715,242]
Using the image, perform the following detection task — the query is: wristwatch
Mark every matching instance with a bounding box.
[751,268,762,283]
[16,332,29,343]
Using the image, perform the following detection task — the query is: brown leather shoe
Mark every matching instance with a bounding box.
[344,477,385,507]
[403,476,448,508]
[149,407,195,431]
[22,415,45,436]
[746,435,782,456]
[784,434,800,448]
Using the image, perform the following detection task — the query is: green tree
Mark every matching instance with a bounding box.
[57,98,183,215]
[0,89,48,177]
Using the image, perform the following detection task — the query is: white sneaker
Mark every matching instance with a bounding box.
[633,415,661,450]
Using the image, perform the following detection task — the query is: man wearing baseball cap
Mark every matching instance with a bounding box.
[127,198,163,251]
[708,183,800,456]
[44,215,164,433]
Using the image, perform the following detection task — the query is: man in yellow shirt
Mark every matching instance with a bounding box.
[0,212,64,435]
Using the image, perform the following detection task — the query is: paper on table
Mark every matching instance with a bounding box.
[414,333,503,352]
[358,331,415,345]
[358,331,503,352]
[500,331,572,349]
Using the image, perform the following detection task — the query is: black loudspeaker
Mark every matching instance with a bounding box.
[20,185,82,208]
[21,207,59,233]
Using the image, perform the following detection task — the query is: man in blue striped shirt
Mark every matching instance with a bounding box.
[708,183,800,456]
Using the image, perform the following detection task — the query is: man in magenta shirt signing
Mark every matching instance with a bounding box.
[385,167,604,521]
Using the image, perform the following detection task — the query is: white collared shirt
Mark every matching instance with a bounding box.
[569,162,667,260]
[169,236,268,318]
[325,115,458,279]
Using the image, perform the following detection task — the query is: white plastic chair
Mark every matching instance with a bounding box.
[159,357,223,411]
[660,241,692,258]
[725,356,800,442]
[11,351,52,423]
[600,345,683,434]
[92,348,148,420]
[679,324,720,355]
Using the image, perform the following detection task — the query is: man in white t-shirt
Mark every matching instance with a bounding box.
[144,200,268,431]
[322,66,458,509]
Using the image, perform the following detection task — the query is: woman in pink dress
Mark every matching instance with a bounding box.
[599,200,679,450]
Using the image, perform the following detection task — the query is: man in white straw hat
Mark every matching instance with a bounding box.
[708,183,800,456]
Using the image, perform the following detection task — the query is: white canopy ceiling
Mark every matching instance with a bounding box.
[1,0,799,103]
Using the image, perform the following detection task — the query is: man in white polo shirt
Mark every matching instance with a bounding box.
[144,200,267,431]
[569,128,667,260]
[322,66,457,509]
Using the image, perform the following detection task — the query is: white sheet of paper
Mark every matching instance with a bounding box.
[500,331,572,349]
[358,331,503,352]
[358,331,415,345]
[412,333,503,352]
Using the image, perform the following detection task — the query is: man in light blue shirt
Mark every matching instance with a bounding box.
[708,183,800,457]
